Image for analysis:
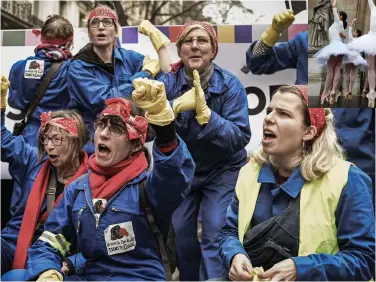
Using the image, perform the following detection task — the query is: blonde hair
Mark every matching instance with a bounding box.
[38,109,90,162]
[251,87,345,181]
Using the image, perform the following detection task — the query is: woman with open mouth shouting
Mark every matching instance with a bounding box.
[24,90,195,281]
[219,85,375,281]
[1,79,90,280]
[68,4,172,154]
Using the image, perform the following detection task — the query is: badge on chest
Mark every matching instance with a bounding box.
[104,221,136,255]
[24,60,44,79]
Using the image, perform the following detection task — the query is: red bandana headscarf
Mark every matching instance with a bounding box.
[40,111,78,137]
[171,21,218,72]
[100,98,148,143]
[88,98,148,200]
[295,85,326,138]
[88,4,118,23]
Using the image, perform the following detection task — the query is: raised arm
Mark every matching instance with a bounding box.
[138,20,172,73]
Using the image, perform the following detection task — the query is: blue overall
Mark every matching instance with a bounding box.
[22,139,195,281]
[220,164,375,280]
[67,47,151,154]
[332,108,375,201]
[0,111,84,276]
[159,64,251,280]
[245,31,308,84]
[8,51,71,147]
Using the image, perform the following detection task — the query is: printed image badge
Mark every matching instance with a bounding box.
[24,60,44,79]
[105,221,136,256]
[93,198,107,214]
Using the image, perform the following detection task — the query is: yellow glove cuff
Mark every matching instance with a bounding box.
[260,26,281,47]
[142,56,161,78]
[196,108,211,125]
[1,95,6,110]
[37,269,63,281]
[146,100,175,126]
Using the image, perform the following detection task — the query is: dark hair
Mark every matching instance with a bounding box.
[354,29,363,37]
[41,15,74,44]
[339,11,348,29]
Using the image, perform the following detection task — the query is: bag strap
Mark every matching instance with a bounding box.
[139,178,173,281]
[23,62,63,124]
[46,173,57,215]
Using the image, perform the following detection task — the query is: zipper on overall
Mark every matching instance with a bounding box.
[76,206,87,233]
[84,183,127,229]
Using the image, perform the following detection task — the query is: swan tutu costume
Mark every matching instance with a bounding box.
[344,27,368,72]
[314,7,358,68]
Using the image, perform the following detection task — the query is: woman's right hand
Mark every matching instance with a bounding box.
[351,18,357,27]
[229,253,254,281]
[132,78,175,126]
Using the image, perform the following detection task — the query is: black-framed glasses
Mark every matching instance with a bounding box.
[40,135,65,146]
[94,121,125,137]
[89,18,114,28]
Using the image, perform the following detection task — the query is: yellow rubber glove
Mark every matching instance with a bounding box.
[1,76,10,110]
[138,20,170,51]
[37,269,63,281]
[261,9,295,47]
[172,88,195,116]
[132,78,174,126]
[193,70,211,125]
[142,55,161,78]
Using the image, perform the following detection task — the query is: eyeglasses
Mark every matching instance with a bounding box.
[89,18,114,28]
[40,135,65,146]
[95,121,125,137]
[182,36,210,47]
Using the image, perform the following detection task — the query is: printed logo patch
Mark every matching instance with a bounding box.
[24,60,44,79]
[104,221,136,256]
[92,198,107,215]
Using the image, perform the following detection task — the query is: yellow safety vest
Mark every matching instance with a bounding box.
[236,159,350,256]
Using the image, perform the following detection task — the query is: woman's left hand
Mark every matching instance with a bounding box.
[257,259,297,281]
[193,70,211,125]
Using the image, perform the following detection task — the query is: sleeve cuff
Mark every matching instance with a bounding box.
[292,256,314,281]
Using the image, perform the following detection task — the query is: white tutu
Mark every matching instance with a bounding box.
[348,32,376,56]
[313,39,358,67]
[343,52,368,71]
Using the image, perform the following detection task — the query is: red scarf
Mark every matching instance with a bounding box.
[12,152,89,269]
[88,152,148,200]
